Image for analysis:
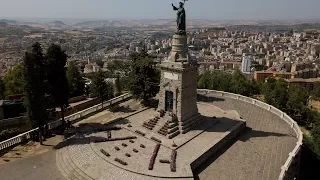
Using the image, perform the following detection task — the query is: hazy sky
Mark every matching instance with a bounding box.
[0,0,320,20]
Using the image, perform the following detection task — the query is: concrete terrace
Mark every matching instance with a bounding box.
[196,94,298,180]
[0,93,299,180]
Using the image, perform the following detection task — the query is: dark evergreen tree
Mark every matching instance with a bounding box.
[0,78,5,99]
[114,74,122,97]
[23,42,47,145]
[312,82,320,101]
[129,51,160,106]
[67,61,85,97]
[45,43,69,125]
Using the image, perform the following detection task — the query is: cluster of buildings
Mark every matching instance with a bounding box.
[192,28,320,90]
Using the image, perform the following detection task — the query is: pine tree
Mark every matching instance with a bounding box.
[23,42,47,145]
[129,51,160,106]
[45,43,69,125]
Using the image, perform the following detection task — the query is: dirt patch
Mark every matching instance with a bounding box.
[0,135,63,165]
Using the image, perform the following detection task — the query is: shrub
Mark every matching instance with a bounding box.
[0,128,21,142]
[122,143,127,147]
[125,153,131,157]
[140,144,145,148]
[129,140,134,143]
[115,146,120,151]
[107,131,111,139]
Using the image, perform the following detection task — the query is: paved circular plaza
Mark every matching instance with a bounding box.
[0,93,299,180]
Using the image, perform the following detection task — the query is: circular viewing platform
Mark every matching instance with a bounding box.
[54,90,301,180]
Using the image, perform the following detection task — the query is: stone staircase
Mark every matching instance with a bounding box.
[142,116,160,130]
[156,113,180,139]
[56,140,94,180]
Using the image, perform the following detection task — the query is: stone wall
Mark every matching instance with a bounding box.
[190,121,246,170]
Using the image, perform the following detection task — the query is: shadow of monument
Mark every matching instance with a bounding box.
[238,127,289,142]
[197,94,225,102]
[110,105,135,113]
[188,116,239,133]
[53,119,130,150]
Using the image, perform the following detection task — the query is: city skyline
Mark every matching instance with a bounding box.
[0,0,320,21]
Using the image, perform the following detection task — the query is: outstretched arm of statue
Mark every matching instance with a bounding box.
[172,3,178,10]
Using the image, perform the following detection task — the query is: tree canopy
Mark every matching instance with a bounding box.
[90,70,114,108]
[45,43,69,122]
[0,78,4,99]
[128,51,160,105]
[23,42,47,144]
[67,61,85,98]
[198,69,257,96]
[262,77,288,111]
[312,82,320,101]
[3,64,24,98]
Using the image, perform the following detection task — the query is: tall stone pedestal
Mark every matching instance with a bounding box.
[157,35,201,137]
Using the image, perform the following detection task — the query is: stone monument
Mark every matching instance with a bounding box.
[157,1,201,136]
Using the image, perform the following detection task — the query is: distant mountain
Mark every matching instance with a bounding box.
[0,22,7,26]
[74,20,128,28]
[51,20,65,25]
[72,19,220,28]
[0,19,17,24]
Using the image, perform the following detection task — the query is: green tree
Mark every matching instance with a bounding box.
[107,60,131,76]
[90,70,114,108]
[3,64,24,98]
[114,74,122,97]
[312,122,320,156]
[263,78,288,111]
[94,58,104,68]
[198,70,211,89]
[312,82,320,100]
[45,43,69,124]
[129,51,160,106]
[23,42,47,145]
[229,69,251,96]
[286,85,309,121]
[67,61,85,97]
[0,78,5,99]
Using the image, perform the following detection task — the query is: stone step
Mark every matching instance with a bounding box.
[60,147,82,180]
[60,146,93,180]
[56,149,72,180]
[167,130,180,139]
[64,146,94,180]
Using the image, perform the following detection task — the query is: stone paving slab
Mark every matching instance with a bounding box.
[57,102,244,179]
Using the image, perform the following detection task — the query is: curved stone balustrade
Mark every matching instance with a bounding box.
[197,89,303,180]
[0,93,132,152]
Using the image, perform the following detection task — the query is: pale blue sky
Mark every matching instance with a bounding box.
[0,0,319,20]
